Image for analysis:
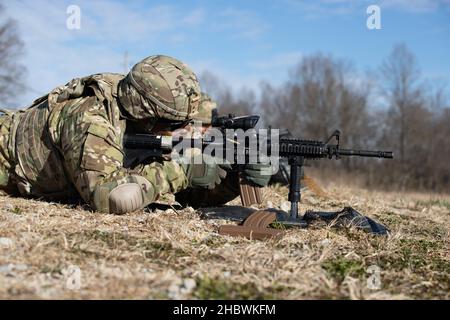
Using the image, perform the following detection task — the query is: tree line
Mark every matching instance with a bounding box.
[1,5,448,193]
[0,4,25,106]
[200,44,450,193]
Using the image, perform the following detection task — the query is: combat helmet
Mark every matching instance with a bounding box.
[118,55,201,121]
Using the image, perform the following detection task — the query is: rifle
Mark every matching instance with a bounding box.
[123,113,393,224]
[210,110,265,206]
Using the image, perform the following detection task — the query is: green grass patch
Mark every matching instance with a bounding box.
[63,230,138,260]
[40,264,63,275]
[322,257,365,282]
[396,239,446,271]
[138,240,188,261]
[368,238,449,274]
[366,238,450,299]
[11,206,23,215]
[269,220,289,230]
[192,236,228,248]
[86,230,138,247]
[377,212,406,225]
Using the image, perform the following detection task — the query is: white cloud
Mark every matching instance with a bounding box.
[379,0,447,12]
[2,1,275,107]
[285,0,450,17]
[191,58,266,96]
[190,51,304,100]
[181,8,206,26]
[284,0,359,19]
[248,51,303,70]
[212,7,269,40]
[2,1,208,107]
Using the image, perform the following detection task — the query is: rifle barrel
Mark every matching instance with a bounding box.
[338,149,393,159]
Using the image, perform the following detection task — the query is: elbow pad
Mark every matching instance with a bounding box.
[108,183,144,214]
[93,175,155,214]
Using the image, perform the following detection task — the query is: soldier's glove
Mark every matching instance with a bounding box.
[243,163,273,187]
[182,154,232,189]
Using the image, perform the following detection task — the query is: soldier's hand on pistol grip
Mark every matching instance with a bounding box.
[182,154,232,189]
[243,163,273,187]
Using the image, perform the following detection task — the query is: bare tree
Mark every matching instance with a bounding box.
[379,44,422,163]
[376,44,429,189]
[0,4,25,106]
[262,53,372,148]
[199,70,255,115]
[373,44,450,191]
[433,107,450,189]
[201,48,450,192]
[418,86,450,191]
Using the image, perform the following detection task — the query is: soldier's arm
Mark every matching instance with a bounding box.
[61,107,188,214]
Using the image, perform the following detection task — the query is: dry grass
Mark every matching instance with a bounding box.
[0,180,449,300]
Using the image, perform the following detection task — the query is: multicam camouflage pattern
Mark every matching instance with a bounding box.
[0,71,190,213]
[193,92,217,124]
[14,99,76,197]
[118,55,201,121]
[0,109,16,193]
[0,55,246,213]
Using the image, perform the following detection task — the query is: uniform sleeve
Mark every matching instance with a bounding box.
[60,103,188,213]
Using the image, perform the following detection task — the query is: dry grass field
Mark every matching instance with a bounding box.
[0,180,449,300]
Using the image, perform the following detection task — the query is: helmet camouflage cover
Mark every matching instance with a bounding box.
[118,55,201,121]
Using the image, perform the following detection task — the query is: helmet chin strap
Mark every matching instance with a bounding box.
[116,92,135,121]
[186,86,200,120]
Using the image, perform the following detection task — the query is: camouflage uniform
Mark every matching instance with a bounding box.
[175,92,241,208]
[0,55,202,214]
[194,92,216,124]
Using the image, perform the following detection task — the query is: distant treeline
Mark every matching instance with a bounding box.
[200,44,450,193]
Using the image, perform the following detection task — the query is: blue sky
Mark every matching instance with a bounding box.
[3,0,450,107]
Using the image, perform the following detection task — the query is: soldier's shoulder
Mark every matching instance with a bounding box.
[90,73,126,84]
[54,95,105,124]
